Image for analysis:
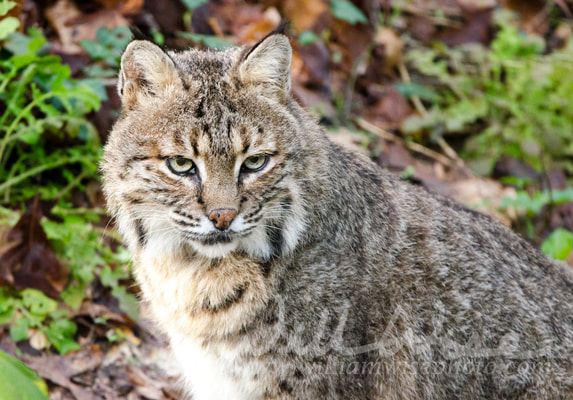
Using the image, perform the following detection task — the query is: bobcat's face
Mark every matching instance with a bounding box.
[102,35,308,260]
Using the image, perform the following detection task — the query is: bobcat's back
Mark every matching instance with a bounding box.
[101,31,573,399]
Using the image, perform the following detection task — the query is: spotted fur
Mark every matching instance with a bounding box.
[101,32,573,399]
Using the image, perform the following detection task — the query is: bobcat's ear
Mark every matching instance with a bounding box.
[118,40,179,108]
[238,31,292,100]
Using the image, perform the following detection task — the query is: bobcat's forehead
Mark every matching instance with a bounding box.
[117,53,288,160]
[118,91,283,167]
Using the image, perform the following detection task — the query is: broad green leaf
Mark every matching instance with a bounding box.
[0,350,49,400]
[299,31,319,46]
[21,289,58,316]
[80,40,109,60]
[395,82,440,102]
[0,1,17,16]
[3,31,45,55]
[10,318,29,342]
[45,319,79,355]
[111,285,139,322]
[0,16,19,40]
[61,284,85,310]
[541,229,573,261]
[331,0,367,24]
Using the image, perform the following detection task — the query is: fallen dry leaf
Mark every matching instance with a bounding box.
[457,0,497,13]
[94,0,144,15]
[21,353,99,400]
[439,178,518,226]
[279,0,329,32]
[0,200,68,298]
[374,27,404,72]
[364,87,413,131]
[326,127,369,155]
[500,0,549,35]
[294,39,331,87]
[46,0,129,54]
[435,8,493,46]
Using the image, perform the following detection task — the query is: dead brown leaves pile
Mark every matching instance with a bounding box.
[0,199,68,299]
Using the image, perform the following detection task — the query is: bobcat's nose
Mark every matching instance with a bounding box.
[208,208,238,231]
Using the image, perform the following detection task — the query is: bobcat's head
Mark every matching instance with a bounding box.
[101,31,317,261]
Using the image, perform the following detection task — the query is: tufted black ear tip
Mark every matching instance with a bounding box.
[272,21,290,37]
[129,26,152,42]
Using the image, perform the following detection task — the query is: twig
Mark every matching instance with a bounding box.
[555,0,572,17]
[397,62,466,167]
[530,1,557,32]
[53,171,87,202]
[342,43,374,126]
[388,0,463,27]
[354,117,455,168]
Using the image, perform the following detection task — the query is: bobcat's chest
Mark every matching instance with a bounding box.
[133,250,272,339]
[132,250,275,399]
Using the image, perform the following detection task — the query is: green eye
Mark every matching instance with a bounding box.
[242,155,269,172]
[167,157,196,175]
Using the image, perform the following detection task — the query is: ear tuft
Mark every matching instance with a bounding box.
[238,33,292,99]
[118,40,180,107]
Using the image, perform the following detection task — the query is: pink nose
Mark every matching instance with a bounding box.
[208,208,238,231]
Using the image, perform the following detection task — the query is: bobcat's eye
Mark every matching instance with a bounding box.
[242,155,269,172]
[167,157,196,175]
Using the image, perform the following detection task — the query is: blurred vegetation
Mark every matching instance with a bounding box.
[0,0,136,355]
[405,10,573,176]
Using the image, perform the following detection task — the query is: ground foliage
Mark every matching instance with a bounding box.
[0,0,573,398]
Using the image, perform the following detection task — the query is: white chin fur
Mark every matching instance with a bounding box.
[190,240,239,259]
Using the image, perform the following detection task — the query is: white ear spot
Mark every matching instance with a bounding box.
[238,34,292,98]
[118,40,180,106]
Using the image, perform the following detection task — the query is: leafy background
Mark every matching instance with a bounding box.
[0,0,572,398]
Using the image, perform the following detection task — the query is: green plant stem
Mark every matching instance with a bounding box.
[0,64,36,131]
[53,171,87,201]
[0,156,84,195]
[0,90,63,163]
[2,166,16,204]
[7,115,88,145]
[0,64,18,96]
[52,207,107,215]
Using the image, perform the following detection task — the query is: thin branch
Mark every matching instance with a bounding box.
[398,62,467,168]
[354,117,456,168]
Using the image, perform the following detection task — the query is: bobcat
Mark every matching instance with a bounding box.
[101,29,573,399]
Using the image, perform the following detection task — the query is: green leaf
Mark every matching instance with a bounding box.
[80,40,109,60]
[394,82,440,102]
[331,0,367,25]
[0,350,49,400]
[541,229,573,261]
[0,1,17,16]
[9,318,29,342]
[61,284,85,310]
[21,289,58,317]
[80,78,108,101]
[45,319,79,355]
[299,31,319,46]
[0,16,20,40]
[182,0,208,10]
[111,286,139,322]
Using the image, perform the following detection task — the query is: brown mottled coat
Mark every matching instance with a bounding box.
[101,31,573,399]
